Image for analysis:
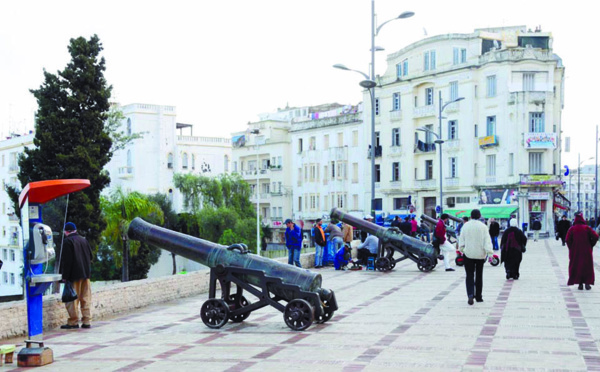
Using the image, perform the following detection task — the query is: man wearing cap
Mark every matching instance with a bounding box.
[285,219,303,268]
[59,222,93,329]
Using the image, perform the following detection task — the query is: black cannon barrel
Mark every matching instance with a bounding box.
[330,208,435,255]
[128,217,322,294]
[421,214,457,237]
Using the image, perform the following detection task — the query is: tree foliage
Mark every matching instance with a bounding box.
[16,35,113,251]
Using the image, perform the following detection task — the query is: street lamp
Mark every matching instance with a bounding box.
[334,4,414,217]
[418,93,464,215]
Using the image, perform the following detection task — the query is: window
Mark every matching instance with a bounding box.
[309,136,316,150]
[487,75,497,97]
[127,118,132,136]
[352,130,358,147]
[486,116,496,136]
[402,59,408,76]
[457,196,470,204]
[192,154,196,170]
[10,273,15,285]
[425,124,434,144]
[425,160,433,180]
[2,272,7,284]
[461,48,467,63]
[474,163,478,177]
[449,157,457,178]
[425,88,434,106]
[396,63,402,78]
[424,50,436,71]
[373,198,383,211]
[392,162,400,181]
[392,128,401,146]
[529,112,545,132]
[529,153,543,174]
[375,98,380,115]
[449,81,458,101]
[2,248,6,260]
[331,161,335,178]
[448,120,458,140]
[182,153,189,169]
[474,124,478,137]
[523,73,535,91]
[338,132,344,147]
[323,135,329,150]
[392,92,401,111]
[298,197,302,212]
[10,249,15,261]
[298,138,303,152]
[394,197,409,209]
[352,163,358,183]
[486,155,496,177]
[509,153,514,176]
[453,47,467,64]
[375,164,380,182]
[167,153,173,169]
[353,195,359,210]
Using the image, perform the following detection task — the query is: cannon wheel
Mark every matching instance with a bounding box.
[376,257,391,271]
[201,299,230,328]
[315,298,335,324]
[284,299,314,331]
[417,257,434,272]
[227,295,251,323]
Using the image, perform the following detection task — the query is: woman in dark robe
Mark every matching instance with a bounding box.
[500,218,527,280]
[566,214,599,290]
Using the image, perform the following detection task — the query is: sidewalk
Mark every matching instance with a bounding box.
[2,238,600,371]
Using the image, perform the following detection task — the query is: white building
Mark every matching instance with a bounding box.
[105,103,232,276]
[0,132,33,297]
[366,25,564,235]
[566,166,597,220]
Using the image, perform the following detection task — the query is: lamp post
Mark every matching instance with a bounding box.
[250,129,261,255]
[334,5,414,217]
[418,93,464,215]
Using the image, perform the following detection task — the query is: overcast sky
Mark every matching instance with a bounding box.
[1,0,598,169]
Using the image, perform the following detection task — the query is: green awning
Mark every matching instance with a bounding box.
[444,209,473,218]
[480,206,518,219]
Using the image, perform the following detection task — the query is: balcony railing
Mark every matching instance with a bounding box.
[415,178,437,189]
[524,132,557,150]
[367,145,382,159]
[390,110,403,121]
[485,176,497,184]
[445,178,459,187]
[413,105,436,118]
[444,139,460,150]
[414,140,436,153]
[118,166,133,177]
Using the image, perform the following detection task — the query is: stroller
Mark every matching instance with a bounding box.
[455,250,499,266]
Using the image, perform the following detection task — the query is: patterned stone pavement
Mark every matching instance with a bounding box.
[2,237,600,371]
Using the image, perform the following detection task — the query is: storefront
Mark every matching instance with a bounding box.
[518,175,562,236]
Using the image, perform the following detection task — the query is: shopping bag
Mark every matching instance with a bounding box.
[61,281,78,303]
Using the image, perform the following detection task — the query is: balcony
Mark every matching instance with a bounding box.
[413,105,436,118]
[390,110,403,121]
[485,176,497,184]
[524,132,557,150]
[443,101,461,114]
[414,140,436,154]
[415,178,437,190]
[118,166,133,178]
[328,146,348,161]
[444,139,460,151]
[367,145,382,159]
[389,146,403,157]
[479,135,499,148]
[269,165,283,171]
[445,178,460,188]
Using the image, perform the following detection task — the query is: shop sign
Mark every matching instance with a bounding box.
[479,135,499,148]
[272,220,284,228]
[478,188,518,205]
[520,174,562,186]
[524,132,557,149]
[528,192,550,200]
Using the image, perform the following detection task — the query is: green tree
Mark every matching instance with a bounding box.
[16,35,113,251]
[147,193,179,275]
[101,188,164,281]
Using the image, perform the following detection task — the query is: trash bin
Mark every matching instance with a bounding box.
[522,223,528,232]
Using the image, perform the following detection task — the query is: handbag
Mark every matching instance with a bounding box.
[62,281,78,303]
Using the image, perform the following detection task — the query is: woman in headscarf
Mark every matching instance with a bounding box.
[500,218,527,280]
[566,214,599,290]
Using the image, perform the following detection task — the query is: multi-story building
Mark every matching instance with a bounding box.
[105,103,232,276]
[0,132,34,298]
[566,166,597,220]
[367,25,564,235]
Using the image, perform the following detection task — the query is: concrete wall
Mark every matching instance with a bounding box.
[0,253,314,340]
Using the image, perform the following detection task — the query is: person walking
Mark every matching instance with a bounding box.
[557,215,572,246]
[434,213,455,272]
[500,218,527,280]
[313,219,326,268]
[284,219,303,268]
[531,217,542,242]
[325,220,344,254]
[566,214,599,290]
[458,209,494,305]
[59,222,93,329]
[489,218,500,251]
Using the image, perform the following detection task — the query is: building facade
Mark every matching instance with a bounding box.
[366,25,564,234]
[0,133,34,297]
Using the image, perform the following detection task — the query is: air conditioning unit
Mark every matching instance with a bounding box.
[446,197,456,207]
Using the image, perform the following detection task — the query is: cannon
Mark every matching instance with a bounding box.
[127,217,338,331]
[421,214,458,243]
[330,208,438,272]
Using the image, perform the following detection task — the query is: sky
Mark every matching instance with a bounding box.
[1,0,598,169]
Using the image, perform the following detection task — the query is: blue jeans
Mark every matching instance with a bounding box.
[491,236,499,250]
[332,237,344,254]
[314,244,324,267]
[288,248,302,268]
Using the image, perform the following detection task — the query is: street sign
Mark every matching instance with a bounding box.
[563,165,569,176]
[435,206,441,213]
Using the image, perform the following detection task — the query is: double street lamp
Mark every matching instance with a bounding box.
[418,92,464,215]
[334,3,414,217]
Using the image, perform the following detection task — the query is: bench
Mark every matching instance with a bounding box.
[0,344,15,366]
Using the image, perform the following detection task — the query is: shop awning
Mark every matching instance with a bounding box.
[444,209,473,218]
[480,206,518,219]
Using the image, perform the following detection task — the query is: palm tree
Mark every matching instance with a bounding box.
[101,188,164,282]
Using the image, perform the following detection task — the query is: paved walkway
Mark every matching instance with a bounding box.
[2,238,600,371]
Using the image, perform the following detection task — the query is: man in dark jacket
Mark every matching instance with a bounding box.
[313,219,326,268]
[399,217,412,236]
[557,215,572,246]
[531,218,542,241]
[489,218,500,250]
[285,219,303,268]
[59,222,92,329]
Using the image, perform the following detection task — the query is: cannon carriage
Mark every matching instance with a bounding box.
[330,208,438,272]
[128,218,337,331]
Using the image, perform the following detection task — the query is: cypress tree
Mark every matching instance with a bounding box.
[18,34,112,250]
